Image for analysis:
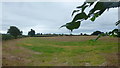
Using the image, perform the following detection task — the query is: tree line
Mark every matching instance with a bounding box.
[1,26,120,40]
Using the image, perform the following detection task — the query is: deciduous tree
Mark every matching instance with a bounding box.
[7,26,22,38]
[28,29,35,37]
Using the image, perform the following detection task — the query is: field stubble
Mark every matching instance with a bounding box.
[2,36,119,66]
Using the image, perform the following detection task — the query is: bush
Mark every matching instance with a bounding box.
[17,35,29,38]
[2,34,29,41]
[2,34,15,40]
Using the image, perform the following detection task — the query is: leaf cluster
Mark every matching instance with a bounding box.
[61,0,120,32]
[72,0,120,22]
[60,21,81,32]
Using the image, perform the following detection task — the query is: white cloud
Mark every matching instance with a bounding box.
[1,0,85,2]
[1,2,118,35]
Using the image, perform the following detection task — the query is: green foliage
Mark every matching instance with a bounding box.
[73,1,120,22]
[71,10,79,16]
[72,12,88,22]
[62,0,120,31]
[2,34,28,41]
[116,20,120,26]
[2,34,15,40]
[92,33,106,41]
[110,29,120,37]
[23,45,64,53]
[7,26,22,38]
[91,28,120,41]
[89,2,106,15]
[90,13,100,21]
[28,29,35,37]
[91,31,103,35]
[60,21,81,32]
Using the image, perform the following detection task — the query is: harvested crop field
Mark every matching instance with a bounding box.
[2,36,119,66]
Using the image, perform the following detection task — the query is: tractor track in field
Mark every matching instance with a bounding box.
[2,38,43,66]
[2,36,119,66]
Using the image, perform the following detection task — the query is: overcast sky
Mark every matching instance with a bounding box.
[1,2,118,35]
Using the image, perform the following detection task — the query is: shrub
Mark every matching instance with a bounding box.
[2,34,15,40]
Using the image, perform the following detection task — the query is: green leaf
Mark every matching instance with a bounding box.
[103,2,120,9]
[89,2,105,15]
[60,21,81,32]
[99,9,106,15]
[72,12,88,22]
[77,2,86,8]
[90,16,96,21]
[89,2,94,6]
[82,5,88,12]
[71,21,81,29]
[66,23,74,31]
[116,20,120,26]
[90,12,100,21]
[59,25,66,28]
[71,10,79,16]
[93,2,105,10]
[94,13,99,17]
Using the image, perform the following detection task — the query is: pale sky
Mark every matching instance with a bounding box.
[1,2,118,35]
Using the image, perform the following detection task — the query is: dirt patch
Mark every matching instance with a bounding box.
[24,43,32,46]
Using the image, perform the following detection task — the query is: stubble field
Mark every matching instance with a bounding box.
[2,36,119,66]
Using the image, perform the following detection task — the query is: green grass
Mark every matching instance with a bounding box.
[22,45,64,53]
[15,37,118,66]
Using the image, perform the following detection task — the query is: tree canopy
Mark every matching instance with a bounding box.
[61,0,120,32]
[7,26,22,38]
[28,29,35,37]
